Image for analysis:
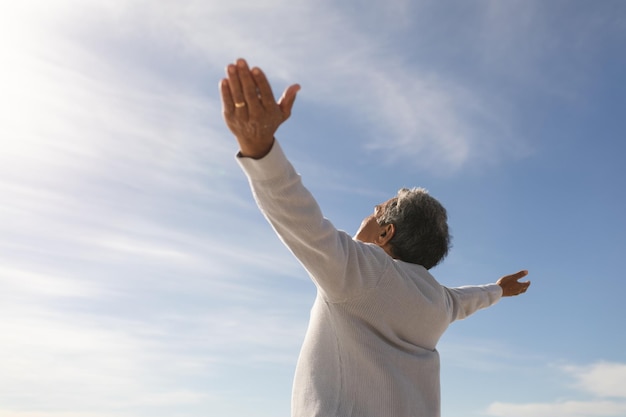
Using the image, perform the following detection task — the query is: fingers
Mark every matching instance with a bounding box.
[497,270,530,297]
[220,79,234,114]
[502,270,529,284]
[252,67,277,108]
[509,270,530,289]
[512,269,530,296]
[226,59,277,117]
[226,63,248,115]
[511,270,529,280]
[221,58,300,138]
[278,84,301,119]
[236,60,262,114]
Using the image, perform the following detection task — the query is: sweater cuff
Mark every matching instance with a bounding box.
[487,283,504,300]
[236,140,292,181]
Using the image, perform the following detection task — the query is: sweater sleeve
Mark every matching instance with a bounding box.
[443,284,503,322]
[237,140,390,302]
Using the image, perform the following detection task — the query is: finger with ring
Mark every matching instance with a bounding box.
[235,102,246,108]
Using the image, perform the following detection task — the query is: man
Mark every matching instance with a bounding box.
[219,58,530,417]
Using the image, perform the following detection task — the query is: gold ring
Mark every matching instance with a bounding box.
[234,102,246,108]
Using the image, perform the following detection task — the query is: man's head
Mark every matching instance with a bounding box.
[355,188,451,269]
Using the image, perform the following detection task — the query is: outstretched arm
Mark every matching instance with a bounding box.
[220,58,300,159]
[497,270,531,297]
[444,270,531,322]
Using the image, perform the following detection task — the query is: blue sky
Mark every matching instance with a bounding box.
[1,1,625,416]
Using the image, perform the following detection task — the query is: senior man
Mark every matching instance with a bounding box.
[219,58,530,417]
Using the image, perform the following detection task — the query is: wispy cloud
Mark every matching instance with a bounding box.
[1,5,310,414]
[99,0,531,174]
[0,305,217,412]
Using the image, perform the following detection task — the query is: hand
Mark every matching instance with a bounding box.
[220,58,301,159]
[497,270,531,297]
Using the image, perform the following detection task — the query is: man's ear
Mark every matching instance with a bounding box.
[376,223,395,246]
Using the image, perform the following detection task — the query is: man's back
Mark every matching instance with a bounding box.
[293,259,449,417]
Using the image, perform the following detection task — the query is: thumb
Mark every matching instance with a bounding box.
[278,84,301,120]
[510,270,529,281]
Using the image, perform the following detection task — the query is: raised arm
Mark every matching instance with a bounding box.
[220,59,391,302]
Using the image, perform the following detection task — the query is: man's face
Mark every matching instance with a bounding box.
[354,197,395,244]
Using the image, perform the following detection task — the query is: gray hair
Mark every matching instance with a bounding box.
[377,187,451,269]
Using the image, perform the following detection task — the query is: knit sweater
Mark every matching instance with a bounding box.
[237,141,502,417]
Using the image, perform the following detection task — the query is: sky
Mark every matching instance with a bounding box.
[1,0,625,416]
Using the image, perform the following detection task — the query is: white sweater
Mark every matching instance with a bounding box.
[238,141,502,417]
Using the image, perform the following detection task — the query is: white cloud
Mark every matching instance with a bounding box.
[94,235,194,261]
[0,265,103,298]
[565,362,626,399]
[0,306,217,413]
[487,400,626,417]
[486,362,626,417]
